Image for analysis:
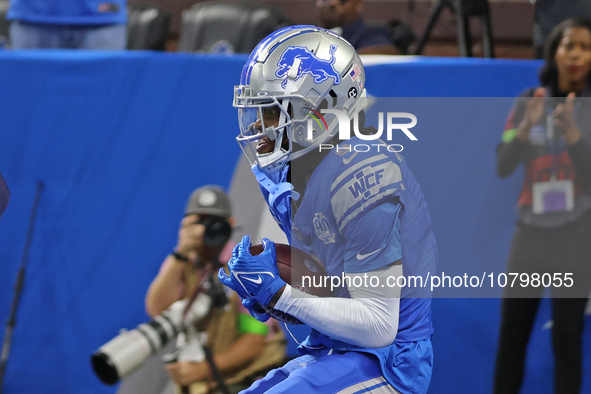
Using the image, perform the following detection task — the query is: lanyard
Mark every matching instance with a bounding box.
[545,111,561,180]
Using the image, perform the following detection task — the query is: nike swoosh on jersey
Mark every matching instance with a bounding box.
[356,248,382,260]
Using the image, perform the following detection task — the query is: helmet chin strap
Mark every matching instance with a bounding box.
[251,163,300,207]
[251,162,300,243]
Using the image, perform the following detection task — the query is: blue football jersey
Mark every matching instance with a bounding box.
[257,137,438,393]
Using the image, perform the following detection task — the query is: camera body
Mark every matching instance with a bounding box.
[198,215,232,248]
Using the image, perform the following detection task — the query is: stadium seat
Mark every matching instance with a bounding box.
[0,0,9,48]
[178,1,290,54]
[127,2,171,50]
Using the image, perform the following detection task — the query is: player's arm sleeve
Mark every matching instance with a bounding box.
[274,264,402,348]
[273,202,403,348]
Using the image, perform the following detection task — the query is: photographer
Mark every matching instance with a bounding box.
[146,185,285,394]
[494,18,591,394]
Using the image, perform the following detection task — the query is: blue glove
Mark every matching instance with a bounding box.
[218,239,250,299]
[218,235,286,307]
[241,297,271,322]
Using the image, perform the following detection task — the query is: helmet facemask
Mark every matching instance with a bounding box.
[235,86,368,177]
[236,86,318,175]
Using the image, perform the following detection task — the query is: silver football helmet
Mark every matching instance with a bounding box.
[233,25,368,175]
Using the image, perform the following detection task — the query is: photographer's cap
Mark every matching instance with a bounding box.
[185,185,232,218]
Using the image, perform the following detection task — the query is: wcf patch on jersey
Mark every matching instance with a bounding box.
[348,167,386,200]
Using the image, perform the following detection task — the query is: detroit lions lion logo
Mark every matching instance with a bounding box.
[275,45,341,88]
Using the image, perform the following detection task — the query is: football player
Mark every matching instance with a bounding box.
[219,25,437,394]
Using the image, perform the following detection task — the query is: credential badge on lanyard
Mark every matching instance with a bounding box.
[532,107,575,214]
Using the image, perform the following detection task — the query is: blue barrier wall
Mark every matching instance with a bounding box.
[0,51,587,394]
[0,52,245,394]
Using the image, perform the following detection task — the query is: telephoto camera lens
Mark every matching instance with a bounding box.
[91,292,213,385]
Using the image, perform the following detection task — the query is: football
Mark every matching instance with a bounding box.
[250,243,333,298]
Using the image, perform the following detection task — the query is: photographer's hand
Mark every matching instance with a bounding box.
[554,92,581,146]
[177,215,205,257]
[517,87,545,142]
[165,361,210,386]
[146,215,206,317]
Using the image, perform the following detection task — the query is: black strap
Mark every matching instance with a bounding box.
[203,345,231,394]
[172,249,190,262]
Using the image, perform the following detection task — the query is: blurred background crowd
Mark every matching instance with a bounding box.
[0,0,590,58]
